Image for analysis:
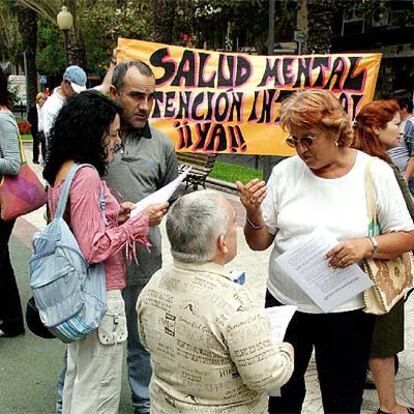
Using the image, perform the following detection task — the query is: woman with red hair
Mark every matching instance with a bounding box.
[237,90,414,414]
[353,99,414,414]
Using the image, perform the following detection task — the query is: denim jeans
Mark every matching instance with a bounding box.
[123,284,151,414]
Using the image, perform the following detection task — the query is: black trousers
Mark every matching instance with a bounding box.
[32,131,46,163]
[265,291,375,414]
[0,218,24,333]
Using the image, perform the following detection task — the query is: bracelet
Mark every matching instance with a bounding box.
[246,216,265,231]
[367,236,378,258]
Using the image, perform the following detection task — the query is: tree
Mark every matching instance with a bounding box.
[36,20,66,79]
[16,0,88,67]
[172,0,296,53]
[304,0,335,53]
[83,0,153,76]
[151,0,176,43]
[0,2,22,65]
[14,2,38,106]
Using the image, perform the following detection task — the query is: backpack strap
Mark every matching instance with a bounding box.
[55,163,94,219]
[55,163,108,225]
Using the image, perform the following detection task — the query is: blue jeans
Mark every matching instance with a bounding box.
[123,284,151,414]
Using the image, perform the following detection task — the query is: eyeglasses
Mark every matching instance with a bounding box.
[285,135,316,149]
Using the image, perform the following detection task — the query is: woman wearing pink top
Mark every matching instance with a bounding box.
[43,91,168,414]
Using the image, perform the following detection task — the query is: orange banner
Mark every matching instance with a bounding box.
[118,38,382,156]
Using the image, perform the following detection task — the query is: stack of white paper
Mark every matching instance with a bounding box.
[275,227,373,313]
[130,167,191,217]
[265,305,297,397]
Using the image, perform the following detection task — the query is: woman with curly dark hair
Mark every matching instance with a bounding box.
[44,91,168,414]
[353,99,414,414]
[0,65,24,338]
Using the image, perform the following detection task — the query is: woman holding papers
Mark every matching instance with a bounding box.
[353,99,414,414]
[43,91,168,414]
[236,89,414,414]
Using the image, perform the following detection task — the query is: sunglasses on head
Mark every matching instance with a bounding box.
[285,135,316,149]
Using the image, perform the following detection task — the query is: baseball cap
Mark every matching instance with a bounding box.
[63,65,87,93]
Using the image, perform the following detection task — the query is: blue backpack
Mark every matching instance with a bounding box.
[29,163,107,343]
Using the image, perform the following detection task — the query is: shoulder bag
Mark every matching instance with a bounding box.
[362,159,414,315]
[0,132,46,221]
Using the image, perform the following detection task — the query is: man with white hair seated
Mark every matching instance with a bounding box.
[137,190,294,414]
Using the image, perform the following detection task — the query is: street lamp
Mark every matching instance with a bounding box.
[57,5,73,65]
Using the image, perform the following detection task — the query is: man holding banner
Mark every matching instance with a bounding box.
[106,60,178,414]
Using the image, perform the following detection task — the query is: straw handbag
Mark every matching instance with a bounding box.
[362,159,414,315]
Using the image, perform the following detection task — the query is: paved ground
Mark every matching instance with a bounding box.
[1,145,413,413]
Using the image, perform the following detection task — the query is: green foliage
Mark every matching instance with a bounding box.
[7,83,20,106]
[36,19,66,77]
[173,0,296,52]
[4,0,299,80]
[0,2,23,64]
[210,160,263,183]
[83,0,155,75]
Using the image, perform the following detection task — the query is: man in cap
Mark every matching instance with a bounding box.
[42,65,87,146]
[42,57,117,151]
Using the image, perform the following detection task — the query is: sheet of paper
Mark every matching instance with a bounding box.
[265,305,297,342]
[275,227,373,313]
[130,167,191,217]
[265,305,297,397]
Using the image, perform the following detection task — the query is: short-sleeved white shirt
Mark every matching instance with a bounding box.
[42,87,65,141]
[262,150,414,314]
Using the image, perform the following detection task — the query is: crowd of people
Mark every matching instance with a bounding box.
[0,55,414,414]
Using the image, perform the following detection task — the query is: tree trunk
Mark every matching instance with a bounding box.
[67,29,87,68]
[15,3,37,106]
[67,0,87,68]
[305,0,334,54]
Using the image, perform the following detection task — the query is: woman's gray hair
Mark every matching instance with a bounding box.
[166,190,233,263]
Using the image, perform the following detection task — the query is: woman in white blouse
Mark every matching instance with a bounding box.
[237,90,414,414]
